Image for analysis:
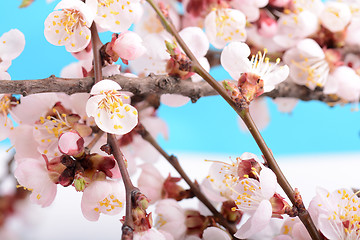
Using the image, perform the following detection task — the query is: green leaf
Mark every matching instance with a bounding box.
[19,0,34,8]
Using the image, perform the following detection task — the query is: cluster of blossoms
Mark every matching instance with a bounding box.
[1,0,360,238]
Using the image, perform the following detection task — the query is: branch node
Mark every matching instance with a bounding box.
[121,225,134,240]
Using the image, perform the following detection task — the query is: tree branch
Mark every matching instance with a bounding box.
[0,75,341,103]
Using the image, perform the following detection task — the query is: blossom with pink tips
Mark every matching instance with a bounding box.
[106,31,146,63]
[44,0,97,52]
[81,180,125,221]
[86,79,138,135]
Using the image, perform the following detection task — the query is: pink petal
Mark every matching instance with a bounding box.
[235,200,272,238]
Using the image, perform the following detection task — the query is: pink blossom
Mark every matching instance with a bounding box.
[81,180,125,221]
[112,31,146,61]
[155,199,187,240]
[14,158,57,207]
[138,163,165,204]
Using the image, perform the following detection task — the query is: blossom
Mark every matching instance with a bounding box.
[14,158,57,207]
[231,0,268,22]
[81,180,125,221]
[138,163,165,203]
[205,152,262,201]
[320,1,352,33]
[310,187,360,240]
[204,8,247,49]
[94,0,142,33]
[221,41,289,93]
[274,217,311,240]
[86,79,138,135]
[323,66,360,102]
[232,166,277,238]
[44,0,97,52]
[283,38,330,90]
[155,199,187,240]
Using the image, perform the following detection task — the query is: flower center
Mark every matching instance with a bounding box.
[0,95,18,127]
[61,9,86,35]
[328,190,360,238]
[98,90,125,114]
[36,108,72,140]
[94,194,123,213]
[290,55,329,87]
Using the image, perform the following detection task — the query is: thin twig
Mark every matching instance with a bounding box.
[136,124,239,239]
[90,22,136,239]
[85,131,104,154]
[145,1,321,239]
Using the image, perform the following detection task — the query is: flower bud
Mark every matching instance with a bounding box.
[58,130,84,157]
[106,32,146,64]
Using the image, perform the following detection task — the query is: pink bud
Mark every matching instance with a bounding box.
[112,31,146,61]
[58,130,84,156]
[269,0,291,8]
[257,11,278,38]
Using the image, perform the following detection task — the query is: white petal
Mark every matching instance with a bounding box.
[220,42,251,80]
[160,94,190,107]
[0,29,25,60]
[203,227,231,240]
[90,79,122,94]
[259,167,277,199]
[179,27,209,57]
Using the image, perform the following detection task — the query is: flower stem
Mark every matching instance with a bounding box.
[90,22,136,240]
[146,1,321,239]
[136,124,239,239]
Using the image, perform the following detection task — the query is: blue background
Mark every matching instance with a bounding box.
[1,0,359,157]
